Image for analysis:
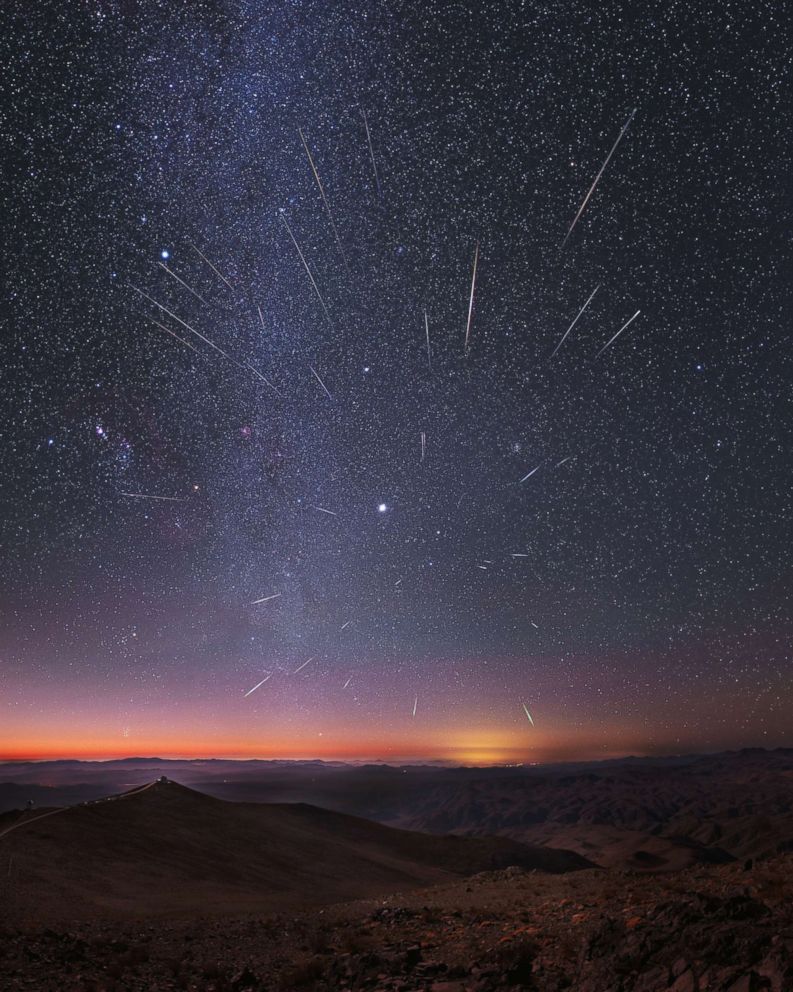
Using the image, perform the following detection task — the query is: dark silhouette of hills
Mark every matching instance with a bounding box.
[0,778,590,920]
[3,749,792,871]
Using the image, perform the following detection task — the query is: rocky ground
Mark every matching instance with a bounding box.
[3,855,793,992]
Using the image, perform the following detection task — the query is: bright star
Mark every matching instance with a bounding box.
[160,250,169,259]
[378,503,388,513]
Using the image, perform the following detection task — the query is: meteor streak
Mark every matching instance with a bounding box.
[299,127,350,273]
[464,242,479,354]
[251,593,281,605]
[189,242,235,291]
[522,702,535,726]
[550,285,600,358]
[310,365,333,400]
[244,674,271,697]
[245,363,283,398]
[279,212,333,326]
[420,431,426,462]
[424,310,432,370]
[121,492,186,501]
[158,262,209,307]
[130,286,238,366]
[520,464,542,483]
[144,316,204,356]
[596,309,641,357]
[562,108,637,248]
[294,656,315,674]
[412,695,418,718]
[312,505,338,516]
[361,109,381,198]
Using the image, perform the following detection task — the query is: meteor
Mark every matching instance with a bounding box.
[144,316,204,356]
[596,310,641,357]
[361,109,381,198]
[519,464,542,483]
[310,365,333,400]
[130,285,239,367]
[244,674,271,697]
[251,593,281,605]
[158,262,209,307]
[299,127,350,273]
[245,363,283,398]
[294,656,316,674]
[562,108,637,248]
[550,285,600,358]
[279,212,333,327]
[188,242,235,291]
[121,492,186,501]
[522,702,535,726]
[464,242,479,354]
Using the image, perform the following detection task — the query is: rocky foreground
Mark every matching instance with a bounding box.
[3,854,793,992]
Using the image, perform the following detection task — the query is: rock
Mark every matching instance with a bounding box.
[231,966,260,990]
[634,964,670,991]
[727,974,762,992]
[670,969,697,992]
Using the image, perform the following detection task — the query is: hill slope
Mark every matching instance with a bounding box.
[0,779,591,920]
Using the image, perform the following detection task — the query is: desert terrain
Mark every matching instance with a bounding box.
[2,751,793,990]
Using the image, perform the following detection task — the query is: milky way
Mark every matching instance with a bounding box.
[2,1,791,762]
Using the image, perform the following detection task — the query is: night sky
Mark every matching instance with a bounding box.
[2,1,791,764]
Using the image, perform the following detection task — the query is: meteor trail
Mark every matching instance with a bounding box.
[464,242,479,354]
[343,677,352,689]
[121,492,186,501]
[550,285,600,358]
[555,455,573,468]
[279,212,333,326]
[189,242,234,291]
[420,431,426,462]
[312,505,338,516]
[310,365,333,400]
[294,656,315,674]
[251,593,281,605]
[596,309,641,357]
[158,262,209,307]
[244,674,271,697]
[412,695,418,718]
[519,464,542,483]
[522,702,535,726]
[245,363,283,398]
[144,315,204,356]
[130,285,238,366]
[424,310,432,370]
[257,305,266,331]
[361,109,381,198]
[299,127,350,273]
[340,619,354,630]
[562,108,637,248]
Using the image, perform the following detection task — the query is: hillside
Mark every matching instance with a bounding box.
[0,779,590,920]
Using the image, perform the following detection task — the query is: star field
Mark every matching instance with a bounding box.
[1,1,791,762]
